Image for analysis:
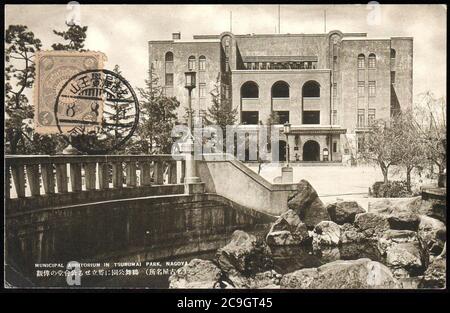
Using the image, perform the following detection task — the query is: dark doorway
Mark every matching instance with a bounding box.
[303,140,320,161]
[278,140,287,162]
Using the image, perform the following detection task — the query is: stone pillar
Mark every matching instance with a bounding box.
[281,166,293,183]
[180,138,204,194]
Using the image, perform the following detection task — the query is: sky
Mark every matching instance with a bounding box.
[5,4,447,101]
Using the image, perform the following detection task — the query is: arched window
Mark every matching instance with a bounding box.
[241,81,259,98]
[357,54,365,69]
[390,49,396,59]
[164,52,174,88]
[271,81,290,98]
[199,55,206,71]
[302,81,320,98]
[368,53,376,69]
[165,51,174,62]
[188,56,196,70]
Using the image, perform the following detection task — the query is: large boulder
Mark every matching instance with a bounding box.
[265,210,309,246]
[368,198,420,231]
[417,215,446,256]
[288,180,329,228]
[312,221,341,248]
[280,258,399,289]
[340,223,368,244]
[354,212,390,238]
[377,229,418,256]
[216,230,272,275]
[385,242,426,278]
[224,269,281,289]
[371,197,446,224]
[168,259,222,289]
[326,201,365,224]
[419,257,446,289]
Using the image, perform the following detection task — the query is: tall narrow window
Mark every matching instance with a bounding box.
[333,56,338,71]
[165,73,174,86]
[368,81,376,97]
[368,53,376,69]
[333,83,337,97]
[358,81,365,97]
[199,83,206,98]
[357,109,365,128]
[358,54,365,69]
[188,56,196,70]
[368,109,376,125]
[199,55,206,71]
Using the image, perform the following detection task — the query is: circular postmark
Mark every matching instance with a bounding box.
[54,69,140,154]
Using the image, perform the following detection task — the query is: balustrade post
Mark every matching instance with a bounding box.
[112,162,123,188]
[55,163,68,193]
[26,164,41,197]
[70,163,82,192]
[154,160,164,185]
[98,163,110,190]
[139,162,152,186]
[5,165,10,199]
[168,161,177,184]
[84,163,97,191]
[11,164,26,198]
[126,161,137,187]
[41,163,55,195]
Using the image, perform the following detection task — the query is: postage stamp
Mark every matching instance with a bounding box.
[34,50,107,134]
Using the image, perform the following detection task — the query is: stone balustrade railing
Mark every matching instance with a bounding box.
[5,155,186,212]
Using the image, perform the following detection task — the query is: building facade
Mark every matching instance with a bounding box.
[148,30,413,163]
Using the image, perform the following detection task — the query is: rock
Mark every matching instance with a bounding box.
[280,258,400,289]
[266,230,297,246]
[225,269,281,289]
[399,277,423,289]
[409,197,446,223]
[370,197,446,223]
[280,268,319,289]
[216,230,272,275]
[339,241,382,262]
[168,259,222,289]
[340,223,367,244]
[419,257,446,289]
[368,198,420,231]
[316,247,341,263]
[354,213,390,238]
[417,215,446,256]
[377,229,418,256]
[386,242,425,278]
[265,210,309,246]
[288,180,329,228]
[312,221,341,247]
[326,201,365,224]
[387,212,420,231]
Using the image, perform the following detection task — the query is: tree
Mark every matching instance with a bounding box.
[5,25,42,154]
[413,92,446,177]
[391,110,427,191]
[359,119,404,184]
[136,66,180,154]
[52,23,88,51]
[205,74,238,147]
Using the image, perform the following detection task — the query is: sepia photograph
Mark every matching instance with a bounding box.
[2,2,447,296]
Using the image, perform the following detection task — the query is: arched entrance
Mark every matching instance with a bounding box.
[303,140,320,161]
[278,140,286,162]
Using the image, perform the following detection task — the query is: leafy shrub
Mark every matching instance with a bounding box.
[370,181,412,198]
